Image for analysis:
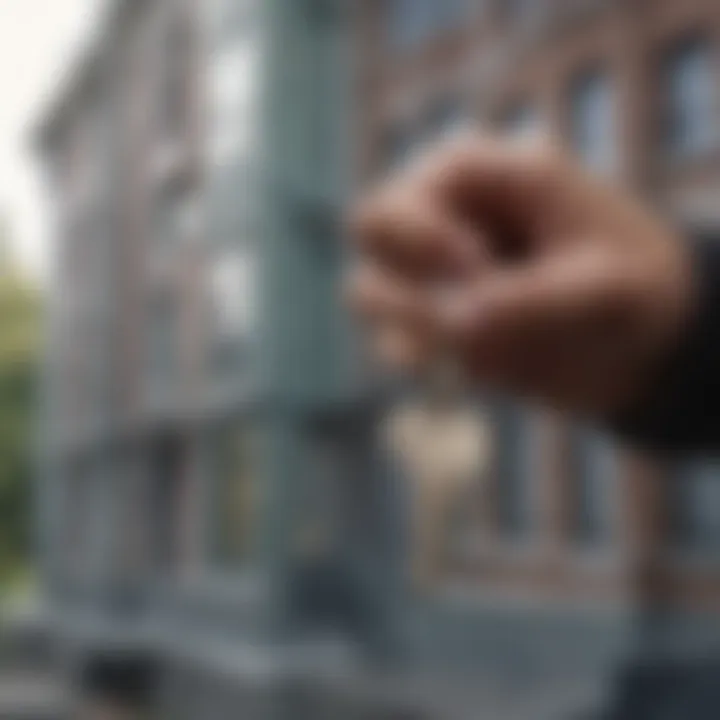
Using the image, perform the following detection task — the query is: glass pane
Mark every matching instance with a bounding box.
[144,292,179,398]
[432,0,473,30]
[146,436,189,575]
[382,122,423,172]
[388,0,434,49]
[673,463,720,551]
[496,404,536,541]
[503,104,540,139]
[425,98,466,139]
[570,70,617,175]
[570,428,616,546]
[209,40,260,166]
[507,0,542,25]
[63,466,93,582]
[208,250,256,378]
[211,251,256,338]
[667,41,716,156]
[211,422,259,567]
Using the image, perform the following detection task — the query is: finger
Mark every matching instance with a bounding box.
[443,247,629,379]
[374,324,430,373]
[350,187,486,280]
[410,132,570,246]
[346,263,437,335]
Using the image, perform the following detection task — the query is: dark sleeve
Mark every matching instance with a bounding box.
[611,231,720,457]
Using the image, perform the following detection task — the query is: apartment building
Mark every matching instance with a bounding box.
[35,0,720,717]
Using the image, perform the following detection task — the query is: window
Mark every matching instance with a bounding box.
[62,465,94,581]
[388,0,470,49]
[424,97,466,139]
[147,435,188,575]
[210,422,259,567]
[388,0,435,49]
[295,432,344,560]
[209,40,260,166]
[432,0,473,30]
[155,182,202,248]
[209,250,257,375]
[145,291,180,398]
[162,10,193,140]
[569,429,616,547]
[569,69,617,175]
[502,104,540,139]
[496,404,536,540]
[382,98,466,172]
[172,190,203,244]
[672,463,720,551]
[665,40,717,157]
[62,462,112,585]
[506,0,543,26]
[210,251,256,340]
[382,122,423,171]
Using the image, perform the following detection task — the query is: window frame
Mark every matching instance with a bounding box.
[567,65,618,176]
[662,36,719,161]
[200,409,265,578]
[494,403,540,547]
[670,462,720,558]
[567,427,619,554]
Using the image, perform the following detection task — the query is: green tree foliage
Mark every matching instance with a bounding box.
[0,227,40,592]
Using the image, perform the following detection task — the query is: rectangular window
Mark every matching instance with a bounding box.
[382,99,465,173]
[569,69,617,175]
[388,0,434,49]
[162,10,193,140]
[210,422,259,568]
[503,104,540,139]
[147,435,188,575]
[569,429,617,547]
[62,464,94,582]
[209,40,260,166]
[209,249,256,379]
[506,0,544,27]
[665,40,716,157]
[496,404,536,540]
[62,461,112,586]
[382,122,422,171]
[155,182,202,249]
[425,97,466,139]
[431,0,474,30]
[672,464,720,551]
[145,291,180,401]
[388,0,472,50]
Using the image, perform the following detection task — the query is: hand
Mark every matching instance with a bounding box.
[348,133,695,419]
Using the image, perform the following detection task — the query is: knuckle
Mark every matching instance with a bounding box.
[525,142,565,176]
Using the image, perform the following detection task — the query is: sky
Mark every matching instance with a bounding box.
[0,0,103,282]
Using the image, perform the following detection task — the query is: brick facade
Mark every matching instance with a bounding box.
[356,0,720,612]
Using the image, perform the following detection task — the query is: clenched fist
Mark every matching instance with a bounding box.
[348,134,695,420]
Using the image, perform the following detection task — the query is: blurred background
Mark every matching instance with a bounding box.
[3,0,720,718]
